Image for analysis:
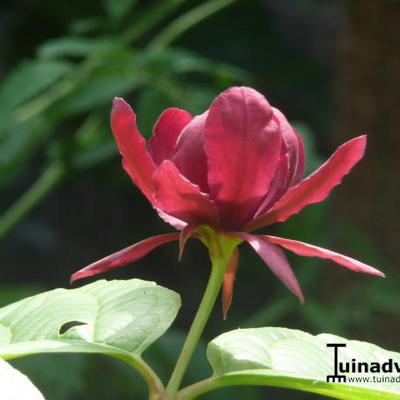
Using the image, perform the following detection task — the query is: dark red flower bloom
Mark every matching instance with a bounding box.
[71,87,383,316]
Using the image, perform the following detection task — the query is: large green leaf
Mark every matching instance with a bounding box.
[0,359,45,400]
[178,327,400,400]
[0,279,180,390]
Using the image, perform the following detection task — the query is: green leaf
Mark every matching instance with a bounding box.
[0,60,72,128]
[179,327,400,400]
[68,17,105,35]
[136,87,175,138]
[0,117,52,185]
[103,0,137,19]
[37,37,113,59]
[147,0,240,52]
[60,78,140,115]
[0,359,45,400]
[71,113,117,170]
[136,48,251,83]
[0,279,180,389]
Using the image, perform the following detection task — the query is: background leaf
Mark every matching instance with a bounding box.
[103,0,137,20]
[0,60,72,129]
[37,37,113,59]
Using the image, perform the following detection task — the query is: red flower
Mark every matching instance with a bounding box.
[71,87,383,316]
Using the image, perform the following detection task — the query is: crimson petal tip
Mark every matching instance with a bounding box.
[238,233,303,302]
[264,235,384,279]
[70,273,83,283]
[112,96,125,105]
[71,233,180,283]
[222,248,239,320]
[247,134,369,231]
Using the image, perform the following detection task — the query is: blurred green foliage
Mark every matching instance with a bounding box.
[0,0,249,240]
[0,0,398,399]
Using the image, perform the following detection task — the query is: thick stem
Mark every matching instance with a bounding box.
[164,238,235,400]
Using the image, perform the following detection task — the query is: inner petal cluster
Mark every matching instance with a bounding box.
[144,87,305,231]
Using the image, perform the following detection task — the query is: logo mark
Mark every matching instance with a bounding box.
[326,343,347,383]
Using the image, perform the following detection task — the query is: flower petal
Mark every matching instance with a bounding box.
[156,209,187,230]
[178,224,198,261]
[246,135,367,231]
[264,235,385,277]
[272,107,305,187]
[222,248,239,320]
[153,160,220,227]
[237,233,304,302]
[294,130,306,183]
[253,151,289,218]
[70,233,180,282]
[205,87,282,229]
[111,97,157,203]
[253,109,306,218]
[148,108,192,165]
[172,112,209,193]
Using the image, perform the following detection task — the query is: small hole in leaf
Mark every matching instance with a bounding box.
[59,321,86,335]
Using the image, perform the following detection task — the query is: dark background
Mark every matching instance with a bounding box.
[0,0,399,399]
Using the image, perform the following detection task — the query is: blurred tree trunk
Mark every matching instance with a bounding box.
[336,0,400,266]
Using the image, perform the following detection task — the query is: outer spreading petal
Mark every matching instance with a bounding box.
[153,160,220,227]
[111,97,157,203]
[71,233,180,282]
[237,233,304,302]
[172,112,209,193]
[205,87,282,229]
[148,108,192,165]
[264,235,384,276]
[246,135,367,231]
[222,248,239,320]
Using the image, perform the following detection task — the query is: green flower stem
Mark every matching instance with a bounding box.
[164,237,236,400]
